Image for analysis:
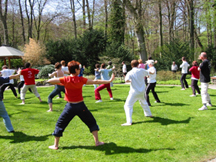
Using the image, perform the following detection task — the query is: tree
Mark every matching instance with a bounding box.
[0,0,9,44]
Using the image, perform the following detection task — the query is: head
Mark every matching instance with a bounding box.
[25,63,31,68]
[138,59,143,64]
[101,63,106,69]
[2,65,8,69]
[67,60,81,74]
[172,61,175,65]
[95,64,100,68]
[61,60,66,66]
[122,61,125,65]
[146,60,154,67]
[55,62,62,69]
[182,57,186,61]
[192,61,198,66]
[148,56,153,60]
[108,61,112,66]
[199,52,207,60]
[131,60,139,68]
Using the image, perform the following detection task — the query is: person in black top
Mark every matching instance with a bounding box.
[198,52,212,110]
[0,74,19,132]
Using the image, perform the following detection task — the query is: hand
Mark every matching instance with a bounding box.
[48,73,52,77]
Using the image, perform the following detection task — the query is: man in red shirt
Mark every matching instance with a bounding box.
[19,63,42,104]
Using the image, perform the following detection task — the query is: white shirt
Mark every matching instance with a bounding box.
[61,66,68,76]
[147,67,156,83]
[171,64,178,71]
[125,67,148,94]
[180,61,190,74]
[1,69,15,84]
[122,64,127,73]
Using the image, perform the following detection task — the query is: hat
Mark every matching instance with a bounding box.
[146,60,154,65]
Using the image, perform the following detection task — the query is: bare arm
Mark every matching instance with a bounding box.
[47,78,61,84]
[86,73,115,84]
[9,74,20,80]
[64,71,70,74]
[48,72,57,78]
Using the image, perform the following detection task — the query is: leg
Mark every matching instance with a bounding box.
[17,81,24,94]
[194,80,200,94]
[8,84,17,97]
[139,95,152,117]
[92,131,104,146]
[191,79,196,95]
[151,83,160,102]
[48,87,61,111]
[49,136,60,150]
[0,83,9,99]
[30,85,42,102]
[145,83,152,106]
[95,84,106,100]
[123,93,137,124]
[201,83,210,104]
[0,101,14,132]
[106,84,113,98]
[180,74,185,88]
[183,74,188,88]
[20,84,29,104]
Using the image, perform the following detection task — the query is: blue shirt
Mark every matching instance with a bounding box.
[78,68,84,77]
[0,77,10,101]
[99,69,112,80]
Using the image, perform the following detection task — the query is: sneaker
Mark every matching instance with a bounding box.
[196,93,200,95]
[207,103,212,107]
[8,130,15,133]
[155,101,161,103]
[95,100,102,103]
[181,88,185,90]
[198,105,208,111]
[121,123,132,126]
[190,95,196,97]
[110,98,113,100]
[19,102,25,105]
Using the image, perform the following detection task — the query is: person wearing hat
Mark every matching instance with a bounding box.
[0,65,18,99]
[145,60,161,106]
[121,60,153,126]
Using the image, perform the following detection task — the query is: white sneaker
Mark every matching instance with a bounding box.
[181,88,185,90]
[19,102,25,105]
[207,103,212,107]
[95,100,102,103]
[196,93,200,95]
[190,95,196,97]
[198,105,208,111]
[110,98,113,100]
[121,123,132,126]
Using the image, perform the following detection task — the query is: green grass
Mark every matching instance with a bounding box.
[1,84,216,162]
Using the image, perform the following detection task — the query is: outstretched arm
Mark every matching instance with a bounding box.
[86,73,115,84]
[47,78,61,84]
[9,74,20,80]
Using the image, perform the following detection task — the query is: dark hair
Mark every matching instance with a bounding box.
[108,61,112,65]
[61,60,66,66]
[182,57,186,61]
[148,56,152,60]
[101,63,105,68]
[2,65,8,69]
[95,64,100,68]
[131,60,139,67]
[68,60,80,74]
[192,61,198,66]
[55,62,62,69]
[25,63,31,68]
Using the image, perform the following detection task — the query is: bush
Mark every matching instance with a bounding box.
[37,64,55,79]
[156,70,182,81]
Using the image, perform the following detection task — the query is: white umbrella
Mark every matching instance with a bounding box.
[0,45,24,68]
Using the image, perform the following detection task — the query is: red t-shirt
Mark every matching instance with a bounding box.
[21,68,39,85]
[189,66,200,79]
[59,76,88,102]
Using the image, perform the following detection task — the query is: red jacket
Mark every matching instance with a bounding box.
[189,66,200,79]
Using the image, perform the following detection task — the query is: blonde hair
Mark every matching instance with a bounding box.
[138,59,143,63]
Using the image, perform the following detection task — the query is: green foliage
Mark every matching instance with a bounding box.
[156,71,182,81]
[0,59,23,70]
[37,64,55,79]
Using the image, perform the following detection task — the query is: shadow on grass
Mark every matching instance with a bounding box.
[61,142,175,155]
[163,102,190,106]
[0,131,50,143]
[155,91,169,93]
[133,117,192,126]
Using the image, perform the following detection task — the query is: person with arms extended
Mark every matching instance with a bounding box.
[47,60,115,150]
[189,61,200,97]
[19,63,42,104]
[198,52,212,110]
[180,57,190,90]
[122,60,152,126]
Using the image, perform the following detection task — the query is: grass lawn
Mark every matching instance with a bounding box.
[0,84,216,162]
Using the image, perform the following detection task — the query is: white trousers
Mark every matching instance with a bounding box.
[124,92,152,124]
[201,82,211,104]
[20,84,40,100]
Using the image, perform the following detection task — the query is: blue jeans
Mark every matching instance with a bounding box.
[48,85,65,103]
[0,101,14,132]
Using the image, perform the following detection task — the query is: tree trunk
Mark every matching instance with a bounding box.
[0,0,9,45]
[92,0,95,28]
[70,0,77,38]
[82,0,86,29]
[104,0,108,38]
[19,0,26,43]
[86,0,92,30]
[158,0,163,48]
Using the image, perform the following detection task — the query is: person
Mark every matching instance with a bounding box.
[198,52,212,110]
[78,65,85,77]
[95,63,115,103]
[189,61,200,97]
[0,74,19,133]
[122,61,127,78]
[122,60,152,126]
[93,64,101,89]
[180,57,190,90]
[47,60,115,150]
[138,59,146,69]
[145,57,157,85]
[0,65,17,99]
[106,61,113,87]
[58,60,69,99]
[18,62,42,105]
[47,62,69,112]
[171,61,178,73]
[17,67,32,94]
[145,60,161,106]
